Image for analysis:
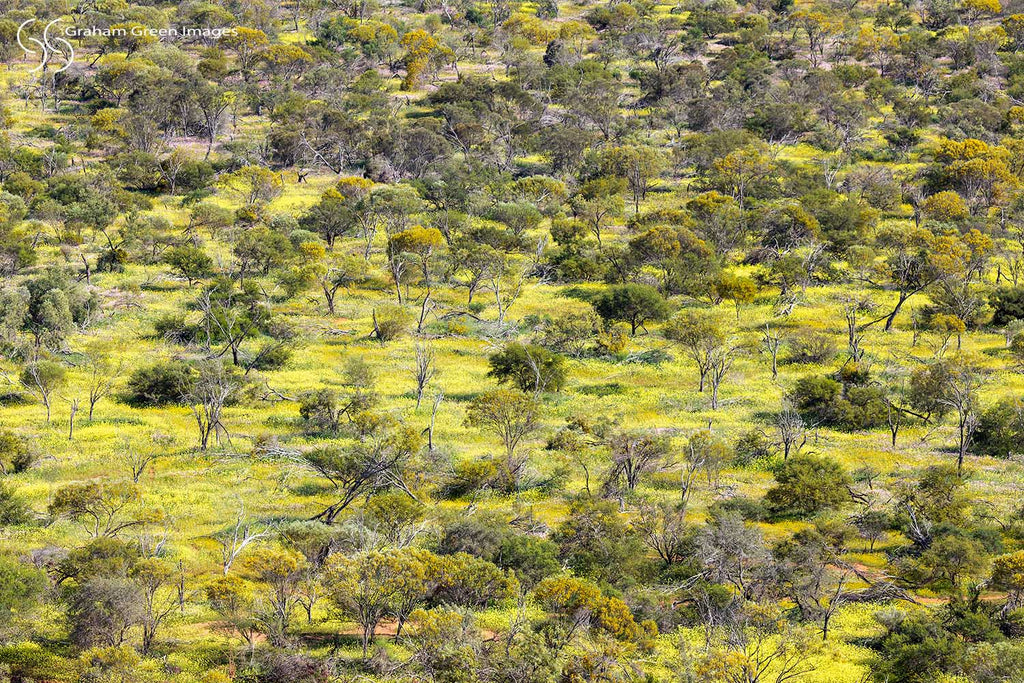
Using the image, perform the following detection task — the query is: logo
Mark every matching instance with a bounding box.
[17,19,75,73]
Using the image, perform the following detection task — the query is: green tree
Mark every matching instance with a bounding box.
[163,245,214,286]
[765,454,851,517]
[593,284,671,335]
[487,342,567,393]
[465,390,541,485]
[19,361,66,423]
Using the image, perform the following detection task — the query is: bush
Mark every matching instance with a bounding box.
[0,483,30,525]
[765,453,850,517]
[974,399,1024,458]
[122,361,194,407]
[0,431,35,474]
[248,343,292,371]
[733,429,775,466]
[437,513,505,558]
[495,534,560,586]
[992,286,1024,327]
[532,309,601,358]
[871,613,969,683]
[371,305,412,343]
[790,375,841,423]
[298,389,340,434]
[593,284,671,335]
[790,373,887,430]
[438,459,499,499]
[787,329,837,364]
[152,314,198,344]
[488,342,568,392]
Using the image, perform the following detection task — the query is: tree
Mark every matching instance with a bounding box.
[130,558,176,654]
[761,323,784,380]
[163,245,214,286]
[696,512,771,600]
[706,339,741,410]
[664,311,724,392]
[716,273,758,319]
[694,609,816,683]
[86,356,123,421]
[0,556,44,627]
[707,145,778,209]
[318,257,367,315]
[18,361,66,424]
[299,179,372,250]
[66,577,144,648]
[412,343,437,410]
[214,510,273,575]
[195,279,272,366]
[570,178,625,247]
[765,454,850,517]
[593,284,671,335]
[600,145,667,212]
[7,268,97,351]
[465,390,541,487]
[633,500,691,566]
[773,402,806,460]
[487,343,567,393]
[243,547,308,647]
[991,551,1024,611]
[324,549,432,657]
[302,416,421,524]
[49,481,152,538]
[601,430,672,496]
[205,575,259,654]
[773,526,853,641]
[483,254,534,327]
[387,225,444,303]
[190,82,234,159]
[220,27,269,75]
[910,357,985,475]
[863,226,941,331]
[218,166,282,207]
[182,361,242,451]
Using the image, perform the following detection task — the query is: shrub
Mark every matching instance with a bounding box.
[122,361,194,407]
[790,373,887,430]
[298,389,340,434]
[550,499,648,586]
[871,613,970,683]
[0,431,35,474]
[973,399,1024,458]
[488,342,567,392]
[733,429,775,466]
[790,375,841,423]
[496,534,560,586]
[787,329,836,364]
[152,314,198,344]
[371,304,412,343]
[248,343,292,371]
[532,309,601,358]
[163,245,214,285]
[992,286,1024,327]
[765,453,850,517]
[437,513,505,558]
[593,284,671,335]
[438,458,499,499]
[0,483,30,525]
